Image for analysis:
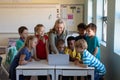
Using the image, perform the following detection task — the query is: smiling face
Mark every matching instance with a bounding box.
[31,37,38,48]
[86,27,95,37]
[55,23,64,35]
[37,26,45,36]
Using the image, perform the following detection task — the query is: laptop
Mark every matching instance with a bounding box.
[48,54,69,65]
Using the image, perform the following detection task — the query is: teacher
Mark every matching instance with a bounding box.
[49,19,68,54]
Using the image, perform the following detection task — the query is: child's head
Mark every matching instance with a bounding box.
[18,26,28,39]
[75,39,87,53]
[24,35,38,49]
[34,24,45,36]
[56,39,65,53]
[77,23,86,36]
[67,36,75,50]
[86,23,97,37]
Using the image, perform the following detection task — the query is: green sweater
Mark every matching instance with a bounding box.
[49,30,68,54]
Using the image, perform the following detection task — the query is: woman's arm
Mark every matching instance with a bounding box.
[49,33,59,54]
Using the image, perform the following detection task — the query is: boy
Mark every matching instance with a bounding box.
[56,39,65,54]
[76,23,87,41]
[16,26,28,51]
[75,39,106,80]
[65,36,81,62]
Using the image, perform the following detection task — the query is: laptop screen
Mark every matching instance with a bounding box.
[48,54,69,65]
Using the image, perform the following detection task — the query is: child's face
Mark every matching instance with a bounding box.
[57,44,65,53]
[37,27,45,36]
[55,23,64,35]
[20,29,28,39]
[31,38,38,48]
[75,46,84,54]
[68,40,75,50]
[86,28,95,37]
[78,28,86,36]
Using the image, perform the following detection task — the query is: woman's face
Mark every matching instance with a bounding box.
[55,23,64,35]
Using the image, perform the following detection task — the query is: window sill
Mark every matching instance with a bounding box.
[100,41,106,47]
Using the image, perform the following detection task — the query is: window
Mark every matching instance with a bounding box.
[102,0,108,42]
[114,0,120,55]
[87,0,93,23]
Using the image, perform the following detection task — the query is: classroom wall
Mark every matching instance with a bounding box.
[0,0,84,46]
[100,0,120,80]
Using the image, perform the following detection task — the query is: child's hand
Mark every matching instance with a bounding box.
[34,58,40,61]
[29,58,33,62]
[74,60,79,65]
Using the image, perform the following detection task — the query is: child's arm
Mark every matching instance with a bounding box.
[93,47,98,56]
[19,54,29,65]
[74,60,87,68]
[33,48,40,61]
[46,39,49,61]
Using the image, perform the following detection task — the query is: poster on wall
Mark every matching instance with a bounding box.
[61,4,84,31]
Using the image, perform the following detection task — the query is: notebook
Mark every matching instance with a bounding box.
[48,54,69,65]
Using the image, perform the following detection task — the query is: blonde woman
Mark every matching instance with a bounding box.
[49,19,68,54]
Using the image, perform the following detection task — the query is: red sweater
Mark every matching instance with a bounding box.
[36,35,48,59]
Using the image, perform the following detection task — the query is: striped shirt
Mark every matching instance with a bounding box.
[82,49,106,75]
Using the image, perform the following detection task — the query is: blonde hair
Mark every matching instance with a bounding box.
[24,35,37,48]
[75,39,88,50]
[51,19,66,33]
[34,24,44,35]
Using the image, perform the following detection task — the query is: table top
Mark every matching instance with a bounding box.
[56,62,94,70]
[16,60,94,70]
[16,60,55,70]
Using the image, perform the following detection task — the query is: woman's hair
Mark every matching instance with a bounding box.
[50,19,66,33]
[24,35,37,48]
[86,23,97,33]
[18,26,28,34]
[75,39,88,49]
[34,24,44,35]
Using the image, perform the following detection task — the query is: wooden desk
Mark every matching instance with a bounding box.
[16,60,55,80]
[55,62,94,80]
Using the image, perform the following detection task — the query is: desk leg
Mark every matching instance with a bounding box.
[16,70,19,80]
[88,70,94,80]
[49,70,55,80]
[56,70,62,80]
[16,70,22,80]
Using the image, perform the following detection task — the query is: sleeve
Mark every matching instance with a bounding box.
[64,47,69,55]
[75,53,81,61]
[49,33,59,54]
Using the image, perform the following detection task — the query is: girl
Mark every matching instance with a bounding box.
[34,24,49,80]
[9,35,38,80]
[86,23,100,60]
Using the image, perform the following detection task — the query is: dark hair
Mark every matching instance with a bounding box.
[67,36,75,41]
[77,23,86,30]
[86,23,97,33]
[18,26,28,34]
[56,39,65,47]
